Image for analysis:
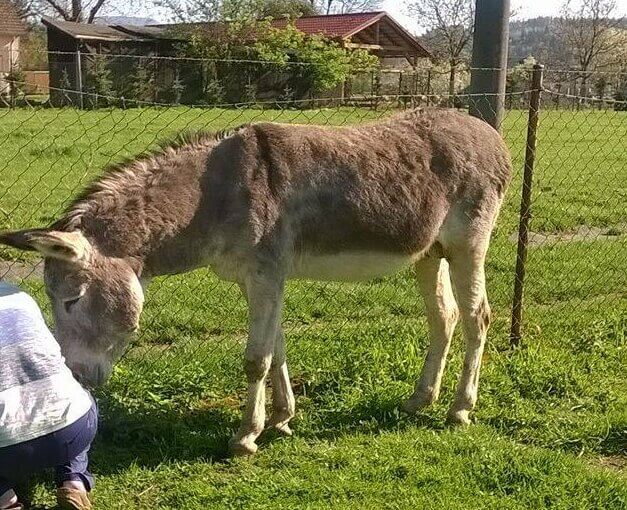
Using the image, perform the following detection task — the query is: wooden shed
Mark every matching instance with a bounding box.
[270,12,431,67]
[43,11,431,105]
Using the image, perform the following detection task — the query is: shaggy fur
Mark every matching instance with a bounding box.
[0,108,512,455]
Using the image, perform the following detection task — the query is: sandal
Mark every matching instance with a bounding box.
[56,488,92,510]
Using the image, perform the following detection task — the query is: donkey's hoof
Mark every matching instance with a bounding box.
[446,409,472,427]
[266,422,293,437]
[402,394,434,414]
[229,439,258,457]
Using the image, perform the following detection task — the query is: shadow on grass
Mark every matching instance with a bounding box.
[89,397,241,476]
[92,381,625,479]
[88,385,449,477]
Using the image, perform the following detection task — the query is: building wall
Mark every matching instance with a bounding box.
[24,70,49,94]
[380,57,414,69]
[0,35,19,95]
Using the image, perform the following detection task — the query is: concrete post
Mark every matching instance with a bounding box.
[468,0,510,130]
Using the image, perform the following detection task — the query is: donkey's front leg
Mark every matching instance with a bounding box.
[229,271,285,456]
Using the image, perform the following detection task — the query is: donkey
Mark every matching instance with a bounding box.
[0,108,511,455]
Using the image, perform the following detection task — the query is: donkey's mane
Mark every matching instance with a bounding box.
[53,127,243,232]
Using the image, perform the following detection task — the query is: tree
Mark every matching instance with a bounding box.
[156,0,221,22]
[85,54,113,107]
[261,0,316,18]
[30,0,113,23]
[254,22,378,91]
[405,0,474,99]
[155,0,272,22]
[158,0,381,21]
[309,0,381,14]
[20,26,48,71]
[132,59,158,103]
[558,0,624,97]
[9,0,36,20]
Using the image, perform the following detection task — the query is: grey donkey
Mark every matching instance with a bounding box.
[0,108,511,456]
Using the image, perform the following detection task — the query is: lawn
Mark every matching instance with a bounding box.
[0,105,625,509]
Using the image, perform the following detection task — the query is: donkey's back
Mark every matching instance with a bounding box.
[209,108,511,282]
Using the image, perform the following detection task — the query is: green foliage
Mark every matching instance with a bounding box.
[159,0,318,22]
[85,55,114,108]
[171,71,186,105]
[180,19,379,102]
[132,60,158,104]
[242,82,258,103]
[4,64,25,106]
[20,27,48,71]
[259,0,317,18]
[506,56,535,108]
[55,67,74,107]
[204,78,226,104]
[256,23,378,92]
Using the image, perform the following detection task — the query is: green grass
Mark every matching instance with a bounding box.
[1,106,626,509]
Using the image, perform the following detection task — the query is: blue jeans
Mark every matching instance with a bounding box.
[0,399,98,495]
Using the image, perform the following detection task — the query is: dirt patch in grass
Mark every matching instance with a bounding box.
[0,259,43,281]
[509,224,627,247]
[592,455,627,475]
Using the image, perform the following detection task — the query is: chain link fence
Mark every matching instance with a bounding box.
[0,61,625,397]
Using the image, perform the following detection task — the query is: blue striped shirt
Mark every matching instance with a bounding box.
[0,282,92,448]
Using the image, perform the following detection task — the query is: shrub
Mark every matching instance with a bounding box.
[176,18,379,104]
[204,78,226,104]
[132,59,158,104]
[85,55,114,108]
[5,65,25,106]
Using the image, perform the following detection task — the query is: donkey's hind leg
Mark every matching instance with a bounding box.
[266,329,296,436]
[403,256,459,413]
[447,245,491,426]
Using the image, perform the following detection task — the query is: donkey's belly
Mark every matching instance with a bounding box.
[289,251,420,282]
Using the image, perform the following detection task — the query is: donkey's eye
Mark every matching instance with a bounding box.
[63,296,81,313]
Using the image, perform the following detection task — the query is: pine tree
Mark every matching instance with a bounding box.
[58,68,73,106]
[85,55,113,108]
[132,59,158,105]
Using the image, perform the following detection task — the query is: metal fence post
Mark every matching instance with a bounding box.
[510,64,544,347]
[76,48,84,109]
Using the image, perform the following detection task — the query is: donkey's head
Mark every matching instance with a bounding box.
[0,229,144,387]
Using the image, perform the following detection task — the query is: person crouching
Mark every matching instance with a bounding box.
[0,281,97,510]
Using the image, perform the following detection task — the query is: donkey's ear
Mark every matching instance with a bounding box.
[0,229,92,263]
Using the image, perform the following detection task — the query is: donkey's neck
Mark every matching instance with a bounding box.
[54,133,226,277]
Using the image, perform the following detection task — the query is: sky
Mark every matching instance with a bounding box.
[104,0,627,30]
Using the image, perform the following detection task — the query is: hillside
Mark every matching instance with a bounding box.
[419,16,626,68]
[508,17,568,66]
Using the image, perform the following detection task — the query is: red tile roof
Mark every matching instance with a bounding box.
[270,11,385,38]
[269,11,429,57]
[0,0,27,35]
[45,11,430,58]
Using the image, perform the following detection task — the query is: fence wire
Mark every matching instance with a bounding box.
[0,65,625,397]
